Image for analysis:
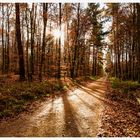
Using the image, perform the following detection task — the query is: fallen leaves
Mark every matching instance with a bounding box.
[98,87,140,137]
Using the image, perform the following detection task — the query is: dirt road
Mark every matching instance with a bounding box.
[0,77,108,137]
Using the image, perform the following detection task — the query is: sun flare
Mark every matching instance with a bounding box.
[52,29,62,39]
[52,26,65,46]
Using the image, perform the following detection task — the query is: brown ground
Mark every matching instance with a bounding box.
[0,77,108,137]
[99,83,140,137]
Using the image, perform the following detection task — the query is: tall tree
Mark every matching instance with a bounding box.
[57,3,62,79]
[136,3,140,83]
[71,3,80,78]
[39,3,48,81]
[15,3,25,80]
[86,3,103,76]
[1,4,5,74]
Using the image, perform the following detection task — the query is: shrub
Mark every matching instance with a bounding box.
[54,83,63,90]
[110,77,120,89]
[110,77,140,94]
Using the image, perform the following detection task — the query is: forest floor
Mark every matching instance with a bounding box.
[99,78,140,137]
[0,76,140,137]
[0,77,107,137]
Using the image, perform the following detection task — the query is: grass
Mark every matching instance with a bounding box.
[110,77,140,92]
[73,75,100,84]
[110,77,140,99]
[88,75,100,81]
[0,80,66,118]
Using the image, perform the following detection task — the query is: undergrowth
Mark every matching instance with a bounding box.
[110,77,140,100]
[110,77,140,92]
[0,80,67,118]
[74,75,100,85]
[88,76,100,81]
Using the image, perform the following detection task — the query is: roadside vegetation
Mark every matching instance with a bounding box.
[110,77,140,102]
[0,75,98,119]
[0,78,68,119]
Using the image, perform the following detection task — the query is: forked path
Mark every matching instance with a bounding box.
[0,77,108,137]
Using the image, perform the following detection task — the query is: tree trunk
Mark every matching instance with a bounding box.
[39,3,48,81]
[136,4,140,83]
[26,5,29,80]
[57,3,62,79]
[15,3,25,81]
[71,3,80,78]
[6,4,10,73]
[1,4,5,74]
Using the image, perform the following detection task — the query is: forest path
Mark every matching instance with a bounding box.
[0,77,109,137]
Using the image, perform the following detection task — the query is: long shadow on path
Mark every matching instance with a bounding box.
[75,83,116,107]
[62,94,81,137]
